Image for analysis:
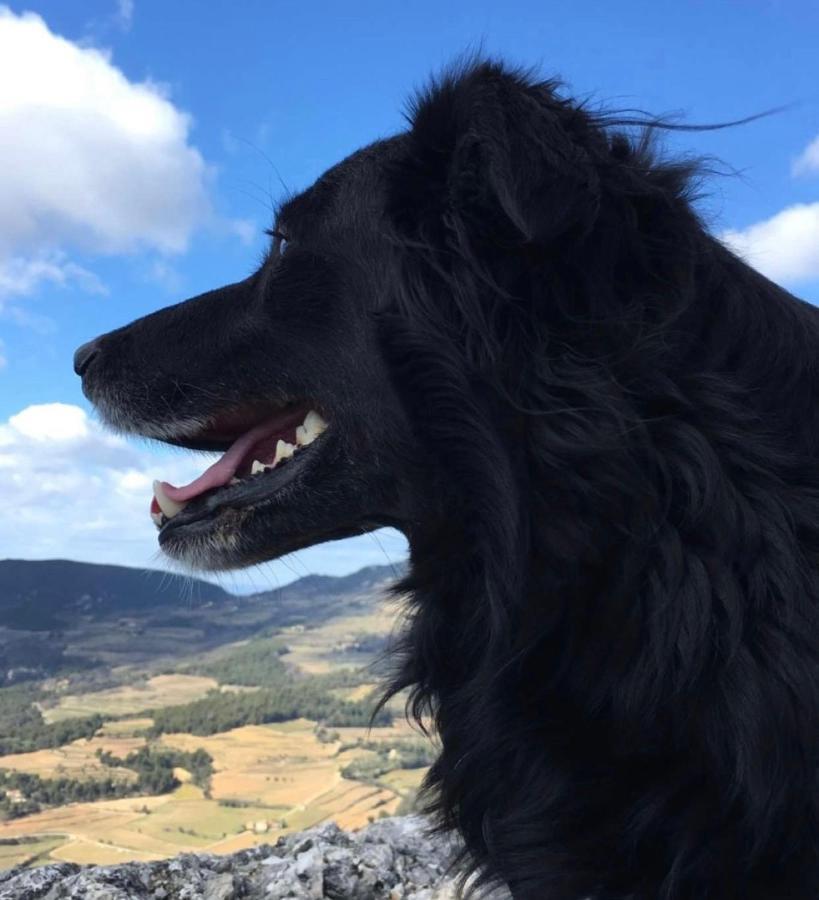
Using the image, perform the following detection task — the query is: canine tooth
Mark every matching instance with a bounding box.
[303,410,327,434]
[273,439,295,466]
[229,477,242,485]
[152,481,187,519]
[299,410,327,446]
[251,460,266,475]
[150,511,163,529]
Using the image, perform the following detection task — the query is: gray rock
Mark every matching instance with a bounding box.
[202,873,235,900]
[0,816,512,900]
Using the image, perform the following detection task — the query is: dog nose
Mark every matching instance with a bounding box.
[73,338,101,376]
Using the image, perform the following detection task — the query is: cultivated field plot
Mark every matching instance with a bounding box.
[0,719,429,867]
[0,800,164,859]
[159,720,412,827]
[0,734,144,781]
[279,605,403,674]
[379,767,427,794]
[97,717,155,737]
[0,835,64,869]
[40,674,222,723]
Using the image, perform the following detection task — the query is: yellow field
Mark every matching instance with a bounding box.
[0,718,430,867]
[328,682,379,703]
[98,717,155,737]
[332,720,421,742]
[41,674,222,723]
[0,734,144,781]
[280,606,402,674]
[0,835,65,869]
[380,766,427,794]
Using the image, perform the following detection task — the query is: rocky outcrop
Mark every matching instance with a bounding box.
[0,816,512,899]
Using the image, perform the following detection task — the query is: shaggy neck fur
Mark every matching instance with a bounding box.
[380,60,819,900]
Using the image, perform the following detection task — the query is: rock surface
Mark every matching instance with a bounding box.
[0,816,511,899]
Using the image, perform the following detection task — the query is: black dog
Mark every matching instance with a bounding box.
[75,59,818,899]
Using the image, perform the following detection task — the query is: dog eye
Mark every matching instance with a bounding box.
[265,228,289,257]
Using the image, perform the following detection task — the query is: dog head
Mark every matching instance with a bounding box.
[74,134,420,569]
[74,58,666,573]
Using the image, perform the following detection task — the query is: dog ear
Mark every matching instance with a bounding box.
[394,60,601,249]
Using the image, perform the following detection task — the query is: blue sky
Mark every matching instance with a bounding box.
[1,0,817,590]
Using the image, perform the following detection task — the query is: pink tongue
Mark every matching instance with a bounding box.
[160,417,286,503]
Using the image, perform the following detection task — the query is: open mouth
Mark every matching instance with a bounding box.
[150,403,328,534]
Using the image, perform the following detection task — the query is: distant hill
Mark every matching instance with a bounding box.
[0,559,229,630]
[0,558,404,685]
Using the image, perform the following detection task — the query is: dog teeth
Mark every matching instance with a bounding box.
[273,439,295,466]
[257,411,326,471]
[302,410,327,443]
[296,410,327,446]
[150,511,164,529]
[153,481,187,519]
[152,410,329,510]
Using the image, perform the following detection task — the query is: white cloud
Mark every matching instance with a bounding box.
[9,403,91,441]
[0,402,214,568]
[0,251,106,299]
[721,203,819,285]
[792,135,819,177]
[0,6,210,301]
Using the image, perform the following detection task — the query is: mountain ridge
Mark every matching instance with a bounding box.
[0,557,405,684]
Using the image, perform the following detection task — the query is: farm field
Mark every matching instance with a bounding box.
[0,835,65,870]
[0,719,427,865]
[40,674,224,723]
[0,734,143,782]
[278,604,403,674]
[97,718,155,737]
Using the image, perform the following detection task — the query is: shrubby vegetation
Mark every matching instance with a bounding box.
[0,769,132,819]
[309,667,384,691]
[340,739,436,782]
[0,744,216,820]
[56,669,146,697]
[97,745,214,794]
[0,684,43,733]
[155,639,390,733]
[0,685,104,754]
[337,736,432,818]
[315,726,340,744]
[183,639,290,686]
[149,683,391,737]
[395,787,422,816]
[183,637,384,692]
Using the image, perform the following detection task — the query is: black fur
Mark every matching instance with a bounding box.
[77,58,819,898]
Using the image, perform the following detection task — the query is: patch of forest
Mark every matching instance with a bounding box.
[0,685,103,755]
[0,746,214,820]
